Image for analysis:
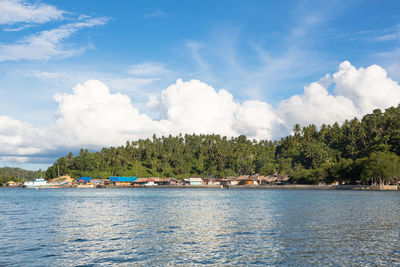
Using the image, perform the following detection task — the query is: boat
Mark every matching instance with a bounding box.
[23,178,67,189]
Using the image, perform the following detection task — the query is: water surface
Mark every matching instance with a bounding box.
[1,188,399,266]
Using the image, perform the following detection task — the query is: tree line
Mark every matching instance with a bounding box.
[44,105,400,185]
[0,167,43,186]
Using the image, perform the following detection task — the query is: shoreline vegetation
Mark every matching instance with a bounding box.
[2,106,400,189]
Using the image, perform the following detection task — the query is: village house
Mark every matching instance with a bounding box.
[90,179,105,187]
[185,177,204,185]
[153,177,173,186]
[205,178,221,186]
[5,180,18,187]
[237,175,257,185]
[276,174,289,185]
[77,177,92,184]
[133,178,146,186]
[134,178,158,186]
[144,178,156,186]
[167,178,178,186]
[257,175,277,185]
[220,176,238,186]
[109,177,137,186]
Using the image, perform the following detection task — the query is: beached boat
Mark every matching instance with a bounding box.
[23,178,67,189]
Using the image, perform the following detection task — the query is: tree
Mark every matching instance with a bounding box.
[361,152,400,185]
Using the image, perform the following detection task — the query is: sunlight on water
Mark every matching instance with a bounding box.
[0,188,399,266]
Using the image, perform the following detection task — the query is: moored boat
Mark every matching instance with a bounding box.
[23,178,67,189]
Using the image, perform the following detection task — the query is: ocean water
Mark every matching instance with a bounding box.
[0,188,399,266]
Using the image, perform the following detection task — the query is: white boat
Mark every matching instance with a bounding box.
[23,178,67,189]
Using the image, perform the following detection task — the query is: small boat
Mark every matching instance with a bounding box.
[23,178,67,189]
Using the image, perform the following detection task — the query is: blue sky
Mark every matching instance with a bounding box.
[1,0,400,170]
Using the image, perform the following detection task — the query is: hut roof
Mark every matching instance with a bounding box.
[221,176,237,181]
[237,175,250,180]
[78,177,92,182]
[277,175,289,181]
[187,177,203,182]
[109,177,137,182]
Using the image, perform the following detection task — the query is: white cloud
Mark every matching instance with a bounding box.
[278,61,400,129]
[0,17,107,61]
[333,61,400,114]
[0,0,64,25]
[155,79,239,137]
[1,61,400,166]
[0,115,50,156]
[128,62,169,76]
[52,79,282,144]
[52,80,155,147]
[278,81,358,127]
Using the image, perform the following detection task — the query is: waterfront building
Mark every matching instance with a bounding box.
[5,181,18,187]
[220,176,238,186]
[237,175,253,185]
[186,177,204,185]
[77,177,92,183]
[205,178,221,185]
[133,178,147,186]
[109,177,137,186]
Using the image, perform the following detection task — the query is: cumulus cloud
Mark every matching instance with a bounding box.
[53,80,155,147]
[333,61,400,114]
[1,61,400,166]
[0,17,107,61]
[0,0,64,25]
[51,79,282,147]
[155,79,238,136]
[0,115,50,156]
[278,81,358,127]
[279,61,400,128]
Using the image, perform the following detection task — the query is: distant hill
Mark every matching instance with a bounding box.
[0,167,43,185]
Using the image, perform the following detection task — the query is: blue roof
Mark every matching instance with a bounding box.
[78,176,92,182]
[109,176,137,182]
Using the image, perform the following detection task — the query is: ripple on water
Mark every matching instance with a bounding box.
[0,188,399,266]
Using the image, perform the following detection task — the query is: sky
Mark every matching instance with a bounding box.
[2,0,400,170]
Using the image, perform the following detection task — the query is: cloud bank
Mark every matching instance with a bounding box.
[1,61,400,165]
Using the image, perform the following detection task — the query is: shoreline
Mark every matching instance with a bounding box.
[10,184,397,190]
[4,184,398,191]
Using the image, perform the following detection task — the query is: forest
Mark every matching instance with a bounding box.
[0,167,43,186]
[42,105,400,186]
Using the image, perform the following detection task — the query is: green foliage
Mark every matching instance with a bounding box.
[46,134,276,179]
[0,167,42,185]
[360,152,400,185]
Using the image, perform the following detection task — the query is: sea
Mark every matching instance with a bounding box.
[0,188,399,266]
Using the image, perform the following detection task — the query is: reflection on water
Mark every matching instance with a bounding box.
[0,188,399,266]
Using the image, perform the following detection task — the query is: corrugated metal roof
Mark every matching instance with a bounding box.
[109,177,137,182]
